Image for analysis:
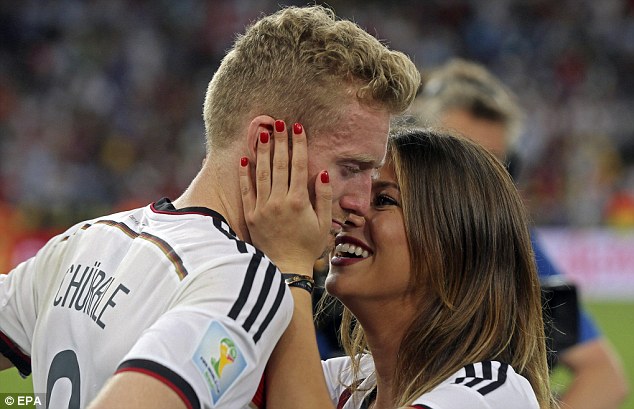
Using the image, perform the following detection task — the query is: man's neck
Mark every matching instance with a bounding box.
[172,161,251,243]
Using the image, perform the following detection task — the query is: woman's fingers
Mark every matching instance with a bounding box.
[255,130,272,207]
[271,120,290,198]
[288,123,332,255]
[239,118,332,270]
[314,170,333,239]
[289,123,308,201]
[239,156,255,217]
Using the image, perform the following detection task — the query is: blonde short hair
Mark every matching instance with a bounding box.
[203,5,420,151]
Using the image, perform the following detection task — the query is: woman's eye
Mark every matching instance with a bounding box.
[373,194,399,207]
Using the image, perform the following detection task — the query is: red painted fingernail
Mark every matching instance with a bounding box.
[293,123,303,135]
[275,120,285,133]
[260,131,269,144]
[241,157,249,167]
[320,170,329,183]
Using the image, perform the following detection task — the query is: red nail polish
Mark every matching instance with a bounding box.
[320,170,329,183]
[275,120,285,133]
[241,157,249,167]
[293,123,303,135]
[260,131,269,144]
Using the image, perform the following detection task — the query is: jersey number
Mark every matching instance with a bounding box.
[47,350,81,409]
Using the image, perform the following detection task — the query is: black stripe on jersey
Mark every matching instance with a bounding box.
[213,218,237,243]
[463,361,487,387]
[212,218,263,257]
[212,218,235,241]
[252,277,286,343]
[228,254,261,321]
[117,359,199,409]
[454,361,509,396]
[0,331,31,376]
[454,362,477,385]
[243,262,277,332]
[482,360,492,378]
[465,377,485,388]
[411,406,434,409]
[227,255,286,343]
[477,362,508,396]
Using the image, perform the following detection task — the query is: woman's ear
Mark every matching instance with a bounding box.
[246,115,276,161]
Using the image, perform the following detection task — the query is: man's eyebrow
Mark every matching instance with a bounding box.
[339,155,385,168]
[340,156,385,180]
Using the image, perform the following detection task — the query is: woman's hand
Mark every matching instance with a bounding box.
[239,120,332,275]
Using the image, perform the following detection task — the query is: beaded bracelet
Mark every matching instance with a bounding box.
[281,273,315,294]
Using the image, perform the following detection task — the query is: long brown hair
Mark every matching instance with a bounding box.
[337,128,553,408]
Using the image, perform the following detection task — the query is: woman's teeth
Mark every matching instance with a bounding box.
[335,243,369,258]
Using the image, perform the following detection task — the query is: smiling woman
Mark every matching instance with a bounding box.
[243,126,556,409]
[326,160,411,308]
[328,128,554,409]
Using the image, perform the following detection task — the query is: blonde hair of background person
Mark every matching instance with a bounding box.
[408,58,523,161]
[0,5,420,409]
[409,58,629,409]
[241,127,555,409]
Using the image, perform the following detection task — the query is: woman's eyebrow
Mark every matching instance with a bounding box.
[372,180,400,191]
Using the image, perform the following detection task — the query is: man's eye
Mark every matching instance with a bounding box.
[373,194,399,207]
[344,165,362,174]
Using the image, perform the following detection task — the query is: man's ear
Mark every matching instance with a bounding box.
[246,115,275,162]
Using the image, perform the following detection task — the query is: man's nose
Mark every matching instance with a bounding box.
[339,177,372,217]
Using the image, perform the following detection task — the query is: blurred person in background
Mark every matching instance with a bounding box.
[409,58,629,409]
[0,5,420,409]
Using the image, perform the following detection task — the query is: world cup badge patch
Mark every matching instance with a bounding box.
[193,321,247,405]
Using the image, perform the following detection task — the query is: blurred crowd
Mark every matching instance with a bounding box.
[1,0,633,247]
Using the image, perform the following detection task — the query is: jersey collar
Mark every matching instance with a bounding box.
[151,197,229,225]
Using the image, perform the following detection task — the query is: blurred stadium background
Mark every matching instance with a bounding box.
[1,0,633,407]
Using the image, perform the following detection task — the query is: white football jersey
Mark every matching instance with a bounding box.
[0,198,293,409]
[322,355,538,409]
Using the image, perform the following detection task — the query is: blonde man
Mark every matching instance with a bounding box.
[0,6,420,409]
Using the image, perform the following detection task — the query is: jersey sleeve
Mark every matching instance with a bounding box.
[410,384,492,409]
[0,232,69,376]
[411,362,538,409]
[116,253,293,409]
[0,260,36,376]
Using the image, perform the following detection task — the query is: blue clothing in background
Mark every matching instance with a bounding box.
[532,233,601,346]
